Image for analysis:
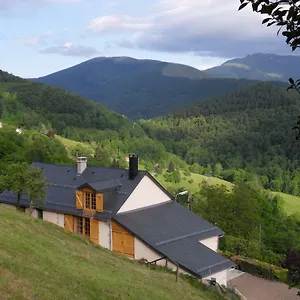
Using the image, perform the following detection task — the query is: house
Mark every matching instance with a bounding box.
[0,155,235,287]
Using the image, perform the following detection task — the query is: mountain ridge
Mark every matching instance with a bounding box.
[205,53,300,82]
[30,56,262,119]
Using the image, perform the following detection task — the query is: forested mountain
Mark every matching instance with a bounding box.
[31,56,260,119]
[140,82,300,196]
[0,70,186,168]
[205,53,300,82]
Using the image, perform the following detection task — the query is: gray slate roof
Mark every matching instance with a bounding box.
[0,162,146,219]
[115,201,235,278]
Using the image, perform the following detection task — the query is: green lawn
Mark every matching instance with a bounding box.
[271,192,300,216]
[154,172,232,194]
[155,172,300,216]
[55,135,95,156]
[0,206,221,300]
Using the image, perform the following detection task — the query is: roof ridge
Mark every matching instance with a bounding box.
[155,227,220,246]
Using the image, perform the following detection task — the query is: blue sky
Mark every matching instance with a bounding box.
[0,0,292,78]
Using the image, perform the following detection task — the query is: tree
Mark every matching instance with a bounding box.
[213,163,223,178]
[168,161,175,173]
[0,94,3,119]
[94,146,111,167]
[238,0,300,137]
[282,249,300,287]
[173,169,181,183]
[0,162,47,212]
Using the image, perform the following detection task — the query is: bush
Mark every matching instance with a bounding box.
[232,256,288,283]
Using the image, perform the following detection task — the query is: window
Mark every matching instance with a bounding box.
[77,217,83,234]
[85,218,90,237]
[85,192,96,210]
[75,217,90,237]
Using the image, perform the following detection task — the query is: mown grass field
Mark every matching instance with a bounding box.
[55,135,95,156]
[155,172,300,216]
[0,206,220,300]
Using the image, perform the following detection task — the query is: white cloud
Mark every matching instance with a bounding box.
[88,0,290,58]
[17,31,54,46]
[0,0,81,10]
[39,42,101,57]
[87,15,152,33]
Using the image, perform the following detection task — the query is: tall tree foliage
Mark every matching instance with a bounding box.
[0,162,47,211]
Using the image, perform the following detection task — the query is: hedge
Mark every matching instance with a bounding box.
[231,256,288,283]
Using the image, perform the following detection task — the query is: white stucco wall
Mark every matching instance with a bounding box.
[134,238,188,274]
[118,176,171,213]
[203,269,229,287]
[43,211,64,228]
[99,220,111,250]
[135,237,162,262]
[199,236,219,252]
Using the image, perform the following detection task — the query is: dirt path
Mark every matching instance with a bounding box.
[230,273,299,300]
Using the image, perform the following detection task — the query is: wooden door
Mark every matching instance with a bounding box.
[112,222,134,258]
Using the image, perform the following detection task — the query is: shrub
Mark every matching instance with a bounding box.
[232,256,288,283]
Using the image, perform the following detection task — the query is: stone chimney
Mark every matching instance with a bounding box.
[77,157,87,175]
[129,154,139,180]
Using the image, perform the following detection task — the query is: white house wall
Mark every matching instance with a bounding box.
[203,269,229,287]
[199,236,219,252]
[134,237,188,274]
[99,220,111,250]
[118,176,171,213]
[43,211,64,228]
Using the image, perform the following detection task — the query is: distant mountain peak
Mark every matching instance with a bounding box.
[205,53,300,82]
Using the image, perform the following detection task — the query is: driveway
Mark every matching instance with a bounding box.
[230,273,299,300]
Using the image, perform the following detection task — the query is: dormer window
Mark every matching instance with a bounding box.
[85,192,96,210]
[76,188,103,212]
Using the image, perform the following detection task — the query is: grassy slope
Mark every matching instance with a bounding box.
[154,172,300,216]
[0,206,218,300]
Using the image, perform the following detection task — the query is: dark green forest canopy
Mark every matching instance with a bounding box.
[0,70,187,168]
[140,82,300,195]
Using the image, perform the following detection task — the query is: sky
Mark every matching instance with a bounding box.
[0,0,293,78]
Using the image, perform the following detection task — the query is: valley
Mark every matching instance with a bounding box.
[1,52,300,296]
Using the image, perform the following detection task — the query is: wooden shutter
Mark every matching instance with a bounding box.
[76,190,84,209]
[64,215,74,232]
[123,233,134,258]
[96,193,103,212]
[90,219,99,244]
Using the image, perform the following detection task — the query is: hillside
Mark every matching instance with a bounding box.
[153,170,300,216]
[0,206,222,300]
[30,56,260,119]
[0,70,190,169]
[140,82,300,197]
[205,53,300,82]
